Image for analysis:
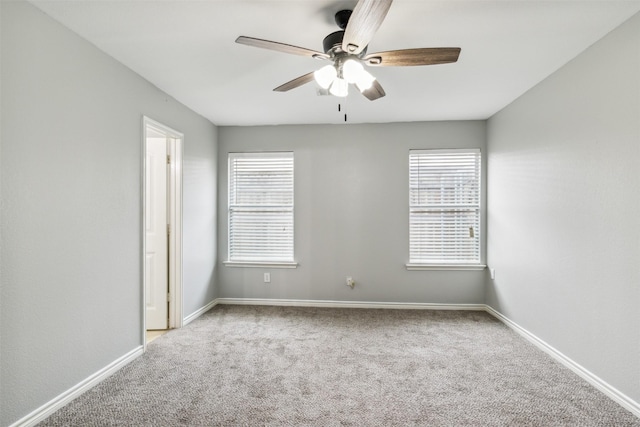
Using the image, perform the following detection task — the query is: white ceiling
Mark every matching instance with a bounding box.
[30,0,640,126]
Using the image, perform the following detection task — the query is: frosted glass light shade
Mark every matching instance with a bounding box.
[355,69,376,92]
[314,65,337,89]
[342,59,364,84]
[329,78,348,97]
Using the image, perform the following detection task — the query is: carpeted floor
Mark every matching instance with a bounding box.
[39,305,639,426]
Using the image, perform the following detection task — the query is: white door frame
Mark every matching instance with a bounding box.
[142,116,183,349]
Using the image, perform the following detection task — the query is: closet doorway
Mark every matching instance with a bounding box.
[143,117,183,347]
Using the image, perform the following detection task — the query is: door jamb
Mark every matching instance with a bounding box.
[142,116,184,350]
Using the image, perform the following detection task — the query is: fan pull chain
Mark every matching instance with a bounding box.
[339,101,348,122]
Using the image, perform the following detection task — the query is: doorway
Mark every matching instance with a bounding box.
[142,117,183,348]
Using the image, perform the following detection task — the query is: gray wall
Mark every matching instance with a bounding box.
[217,122,486,304]
[0,2,217,425]
[486,12,640,403]
[183,122,219,315]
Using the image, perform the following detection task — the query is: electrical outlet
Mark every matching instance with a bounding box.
[346,276,355,288]
[264,273,271,283]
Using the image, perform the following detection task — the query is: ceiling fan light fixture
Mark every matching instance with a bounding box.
[342,59,364,84]
[355,69,376,92]
[314,64,337,89]
[329,77,349,97]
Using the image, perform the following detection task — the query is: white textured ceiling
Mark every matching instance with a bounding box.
[30,1,640,126]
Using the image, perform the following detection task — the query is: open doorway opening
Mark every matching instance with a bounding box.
[142,117,183,349]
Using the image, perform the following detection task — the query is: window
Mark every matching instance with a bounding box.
[408,149,482,269]
[227,152,295,266]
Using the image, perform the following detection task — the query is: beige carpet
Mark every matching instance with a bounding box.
[39,305,639,426]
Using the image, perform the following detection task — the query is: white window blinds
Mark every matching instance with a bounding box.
[409,149,481,265]
[228,152,294,263]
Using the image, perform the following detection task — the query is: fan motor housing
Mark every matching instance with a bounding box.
[323,31,367,56]
[323,9,368,56]
[322,31,344,54]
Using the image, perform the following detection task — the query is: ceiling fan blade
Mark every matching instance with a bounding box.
[361,80,386,101]
[364,48,461,67]
[273,72,316,92]
[342,0,393,55]
[236,36,330,60]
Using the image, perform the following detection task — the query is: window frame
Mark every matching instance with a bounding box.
[224,151,297,269]
[406,148,486,271]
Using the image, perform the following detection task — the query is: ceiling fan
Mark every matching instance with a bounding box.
[236,0,461,101]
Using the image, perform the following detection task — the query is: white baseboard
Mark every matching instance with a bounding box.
[215,297,485,311]
[484,306,640,418]
[183,298,219,326]
[10,346,144,427]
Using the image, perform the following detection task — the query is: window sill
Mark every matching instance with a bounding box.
[224,261,298,269]
[405,264,486,271]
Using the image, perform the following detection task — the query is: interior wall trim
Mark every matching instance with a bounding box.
[215,297,486,311]
[183,299,219,326]
[484,305,640,419]
[9,346,144,427]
